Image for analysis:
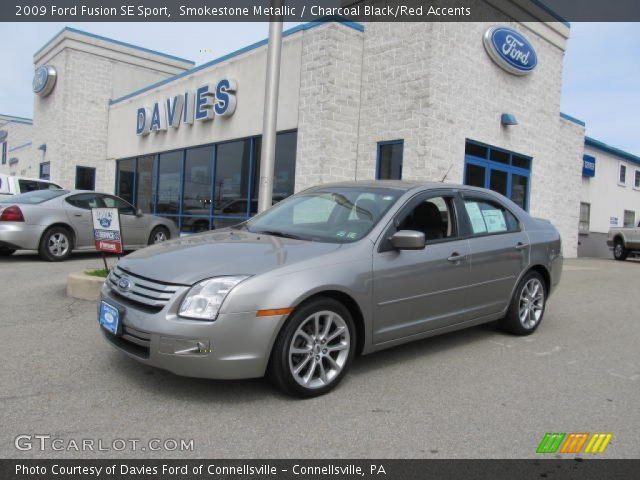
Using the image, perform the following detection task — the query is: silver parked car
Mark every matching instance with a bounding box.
[99,182,562,397]
[0,189,178,261]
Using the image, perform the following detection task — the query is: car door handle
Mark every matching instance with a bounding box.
[73,213,82,217]
[447,252,465,262]
[515,242,529,250]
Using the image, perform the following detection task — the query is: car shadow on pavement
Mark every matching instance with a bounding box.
[105,322,502,402]
[1,251,116,263]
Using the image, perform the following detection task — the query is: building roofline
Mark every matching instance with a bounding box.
[529,0,570,27]
[585,136,640,166]
[560,112,586,127]
[0,114,33,125]
[34,26,196,65]
[109,18,364,106]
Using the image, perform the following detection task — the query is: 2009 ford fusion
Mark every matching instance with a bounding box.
[99,181,562,397]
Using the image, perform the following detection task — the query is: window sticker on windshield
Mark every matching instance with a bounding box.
[346,232,358,239]
[336,231,346,238]
[482,209,507,233]
[465,202,487,234]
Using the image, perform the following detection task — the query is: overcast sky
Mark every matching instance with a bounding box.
[0,22,638,154]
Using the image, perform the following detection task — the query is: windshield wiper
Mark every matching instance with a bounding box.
[253,229,305,240]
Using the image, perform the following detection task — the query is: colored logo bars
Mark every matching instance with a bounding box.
[537,433,613,454]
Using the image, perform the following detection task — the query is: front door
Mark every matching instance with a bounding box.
[63,193,102,248]
[372,191,471,344]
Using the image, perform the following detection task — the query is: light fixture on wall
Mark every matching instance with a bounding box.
[501,113,518,126]
[38,144,47,152]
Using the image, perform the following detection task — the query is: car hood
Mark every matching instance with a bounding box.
[117,229,344,285]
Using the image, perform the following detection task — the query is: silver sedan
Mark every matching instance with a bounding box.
[0,189,178,261]
[99,181,562,397]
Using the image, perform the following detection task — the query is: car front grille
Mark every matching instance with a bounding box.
[108,266,184,310]
[104,325,151,359]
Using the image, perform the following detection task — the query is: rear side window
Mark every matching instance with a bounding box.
[66,194,101,210]
[18,179,40,193]
[463,198,519,235]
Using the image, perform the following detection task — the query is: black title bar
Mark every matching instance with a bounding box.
[2,459,640,480]
[3,0,640,22]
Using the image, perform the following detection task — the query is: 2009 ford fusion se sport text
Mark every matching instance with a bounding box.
[99,181,562,397]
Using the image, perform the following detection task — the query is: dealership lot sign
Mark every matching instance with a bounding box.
[92,208,123,253]
[483,26,537,76]
[136,78,237,135]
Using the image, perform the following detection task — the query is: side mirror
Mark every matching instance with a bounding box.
[136,208,143,217]
[390,230,425,250]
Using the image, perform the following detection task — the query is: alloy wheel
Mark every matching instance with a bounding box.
[153,230,167,243]
[288,310,350,389]
[48,232,69,257]
[614,243,623,258]
[519,278,545,329]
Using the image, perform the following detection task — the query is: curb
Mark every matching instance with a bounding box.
[67,272,105,301]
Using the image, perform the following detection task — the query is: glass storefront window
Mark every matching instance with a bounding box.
[252,131,298,213]
[114,131,297,232]
[136,155,155,213]
[214,139,251,215]
[183,145,213,214]
[157,151,182,215]
[117,159,135,205]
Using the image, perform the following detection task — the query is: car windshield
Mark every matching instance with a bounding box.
[0,189,69,204]
[243,186,403,243]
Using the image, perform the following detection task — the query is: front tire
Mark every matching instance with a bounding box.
[148,226,170,245]
[39,226,72,262]
[613,240,628,261]
[268,297,356,398]
[500,271,546,336]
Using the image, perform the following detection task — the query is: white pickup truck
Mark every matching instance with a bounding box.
[0,174,62,196]
[608,222,640,260]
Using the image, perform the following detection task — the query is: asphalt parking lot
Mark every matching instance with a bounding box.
[1,252,638,459]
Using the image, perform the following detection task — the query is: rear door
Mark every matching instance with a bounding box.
[64,193,102,247]
[458,192,529,320]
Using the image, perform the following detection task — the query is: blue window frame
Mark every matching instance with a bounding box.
[376,140,404,180]
[463,140,532,211]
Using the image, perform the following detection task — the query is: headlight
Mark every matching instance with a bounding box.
[179,275,249,320]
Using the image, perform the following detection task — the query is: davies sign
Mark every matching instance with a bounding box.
[136,78,237,136]
[483,26,537,76]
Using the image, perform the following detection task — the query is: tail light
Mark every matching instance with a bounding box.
[0,205,24,222]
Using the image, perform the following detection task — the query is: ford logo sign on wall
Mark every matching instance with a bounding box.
[483,26,538,76]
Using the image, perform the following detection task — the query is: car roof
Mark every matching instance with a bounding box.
[310,180,484,193]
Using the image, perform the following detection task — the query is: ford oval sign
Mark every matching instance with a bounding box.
[483,26,537,76]
[33,65,57,97]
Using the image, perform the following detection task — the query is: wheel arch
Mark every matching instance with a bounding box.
[40,222,77,249]
[527,264,551,295]
[291,289,367,356]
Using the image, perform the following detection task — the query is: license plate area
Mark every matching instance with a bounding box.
[99,301,122,336]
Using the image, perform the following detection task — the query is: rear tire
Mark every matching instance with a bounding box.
[0,247,15,256]
[39,226,73,262]
[500,271,546,336]
[613,240,628,261]
[268,297,356,398]
[148,226,170,245]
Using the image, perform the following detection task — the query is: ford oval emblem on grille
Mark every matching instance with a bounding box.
[118,277,131,292]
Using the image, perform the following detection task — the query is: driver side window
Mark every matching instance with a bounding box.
[397,195,457,242]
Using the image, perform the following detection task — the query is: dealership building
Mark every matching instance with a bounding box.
[1,1,639,258]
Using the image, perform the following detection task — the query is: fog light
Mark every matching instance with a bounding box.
[159,337,211,356]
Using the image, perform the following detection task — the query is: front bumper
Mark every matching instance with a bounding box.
[99,284,287,380]
[0,223,46,250]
